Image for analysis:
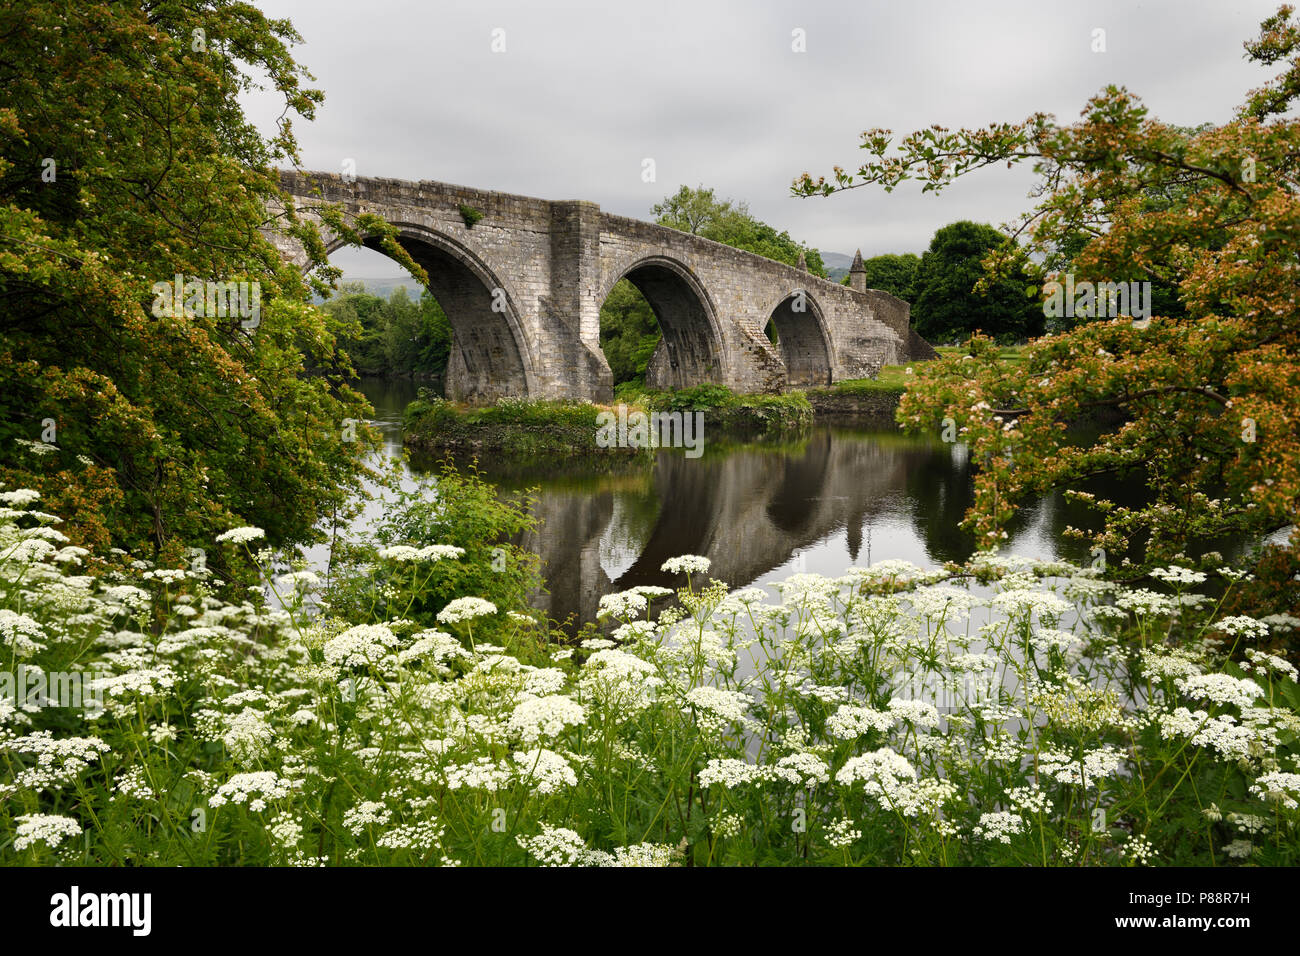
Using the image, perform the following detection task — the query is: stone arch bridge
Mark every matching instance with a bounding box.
[275,171,936,402]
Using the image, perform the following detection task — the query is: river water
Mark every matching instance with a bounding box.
[339,378,1178,627]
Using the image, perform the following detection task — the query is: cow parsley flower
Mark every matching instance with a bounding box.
[436,597,498,624]
[209,771,295,810]
[379,544,464,562]
[1175,673,1264,709]
[834,748,917,801]
[698,758,762,789]
[1249,771,1300,810]
[826,703,894,738]
[771,752,830,788]
[222,707,276,765]
[517,825,590,866]
[888,698,941,730]
[597,590,648,620]
[1150,566,1208,586]
[0,488,41,506]
[684,686,751,732]
[1216,615,1269,640]
[215,527,265,545]
[0,609,46,656]
[1223,839,1254,860]
[1122,833,1156,865]
[14,814,81,851]
[1242,649,1299,681]
[512,748,578,793]
[661,555,710,575]
[342,801,393,834]
[1038,746,1123,789]
[507,695,587,742]
[973,811,1025,843]
[323,623,400,668]
[1006,783,1052,815]
[824,817,862,848]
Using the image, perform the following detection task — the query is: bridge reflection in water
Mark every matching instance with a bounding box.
[486,428,1051,627]
[354,379,1130,629]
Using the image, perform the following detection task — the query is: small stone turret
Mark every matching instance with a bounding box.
[848,248,866,292]
[795,250,808,272]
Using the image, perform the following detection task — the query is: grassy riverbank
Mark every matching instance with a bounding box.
[616,383,813,434]
[403,395,642,460]
[404,386,813,458]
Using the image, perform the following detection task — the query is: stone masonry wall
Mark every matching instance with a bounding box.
[276,171,935,401]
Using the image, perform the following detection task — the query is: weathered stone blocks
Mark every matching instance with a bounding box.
[276,171,936,401]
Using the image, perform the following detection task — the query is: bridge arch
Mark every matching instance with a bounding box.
[327,223,537,402]
[766,288,833,387]
[601,255,726,390]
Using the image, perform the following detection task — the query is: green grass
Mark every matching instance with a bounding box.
[614,382,813,434]
[404,395,635,460]
[404,385,814,459]
[825,345,1028,396]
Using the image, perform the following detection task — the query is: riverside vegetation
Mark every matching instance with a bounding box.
[403,385,814,459]
[2,479,1298,866]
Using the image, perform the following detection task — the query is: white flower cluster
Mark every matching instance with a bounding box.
[825,703,894,738]
[507,695,586,742]
[1249,771,1300,810]
[0,609,46,656]
[515,825,681,867]
[597,590,649,621]
[436,597,498,624]
[378,544,465,562]
[1006,784,1052,815]
[1157,707,1257,760]
[1216,615,1269,640]
[660,555,710,575]
[578,649,661,715]
[323,623,400,668]
[343,801,393,834]
[209,771,296,811]
[684,686,752,733]
[222,707,276,765]
[512,748,578,793]
[214,527,265,545]
[1150,566,1208,586]
[1037,746,1123,789]
[697,753,830,790]
[834,747,917,799]
[973,811,1025,843]
[14,813,81,851]
[824,817,862,848]
[1175,673,1264,709]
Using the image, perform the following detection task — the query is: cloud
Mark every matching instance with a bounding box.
[246,0,1285,265]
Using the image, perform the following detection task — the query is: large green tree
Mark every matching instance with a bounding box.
[0,2,420,562]
[911,221,1044,343]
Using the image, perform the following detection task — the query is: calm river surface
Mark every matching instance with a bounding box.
[335,379,1185,628]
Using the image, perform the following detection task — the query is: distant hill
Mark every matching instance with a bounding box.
[820,251,853,284]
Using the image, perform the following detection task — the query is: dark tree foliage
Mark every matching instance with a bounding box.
[911,221,1045,344]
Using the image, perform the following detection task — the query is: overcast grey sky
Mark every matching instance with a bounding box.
[245,0,1286,276]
